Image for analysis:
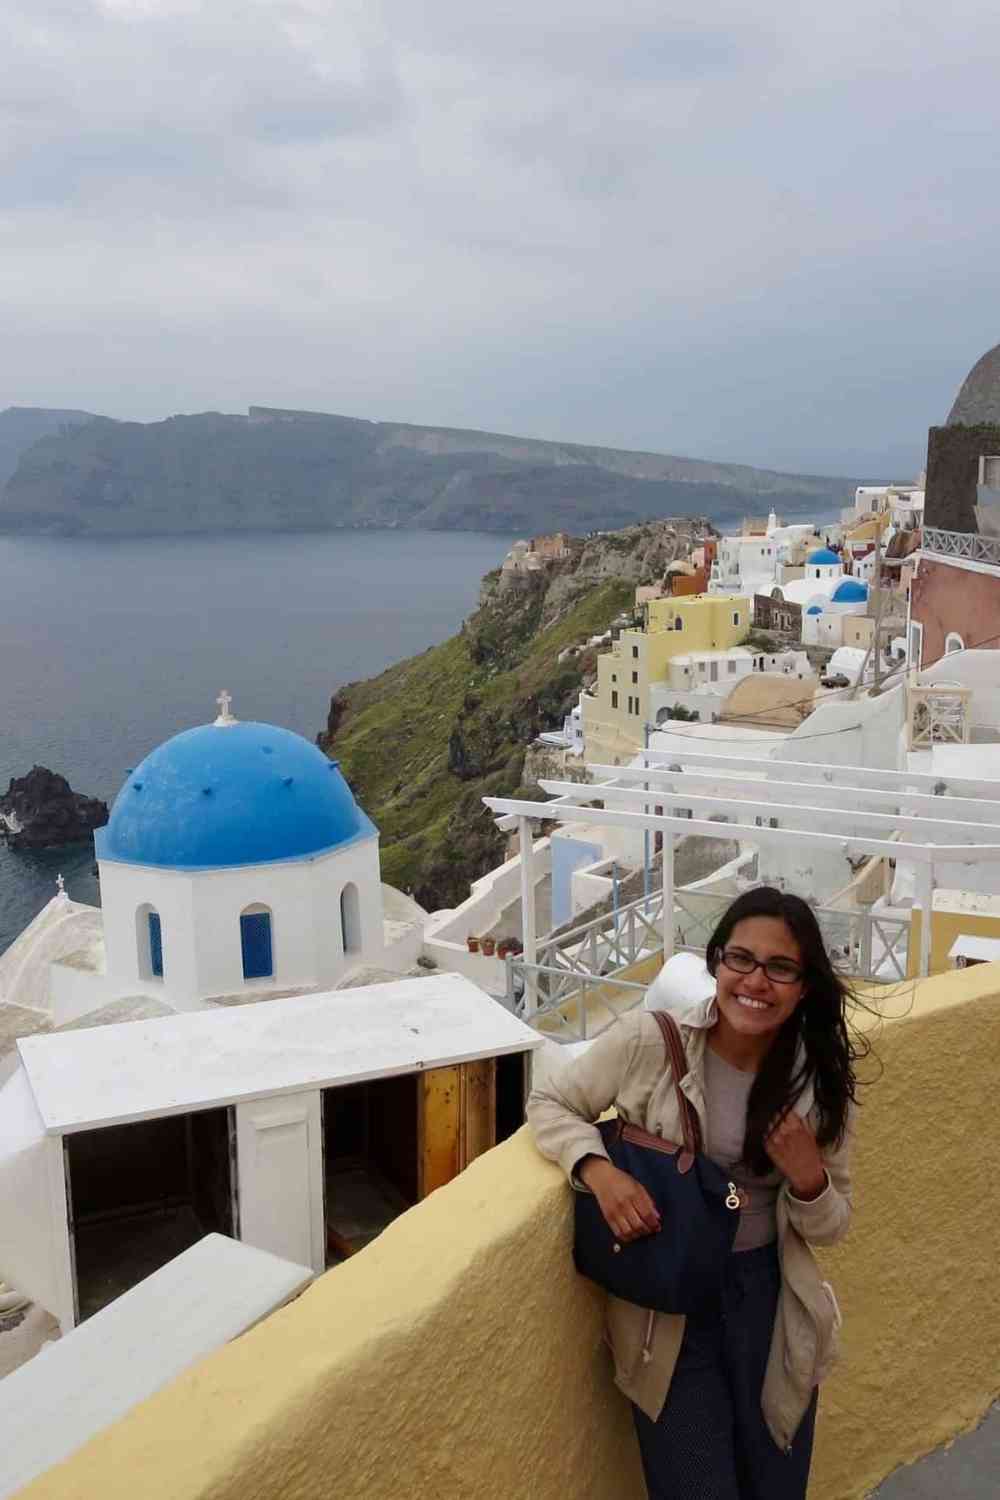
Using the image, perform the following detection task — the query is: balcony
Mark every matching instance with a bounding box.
[923,527,1000,568]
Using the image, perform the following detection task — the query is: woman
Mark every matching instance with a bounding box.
[528,886,864,1500]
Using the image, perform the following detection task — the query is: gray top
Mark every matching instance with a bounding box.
[703,1047,780,1252]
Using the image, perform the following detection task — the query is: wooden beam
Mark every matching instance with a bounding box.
[418,1066,461,1198]
[459,1058,496,1167]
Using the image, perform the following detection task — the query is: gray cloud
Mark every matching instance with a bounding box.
[2,0,999,478]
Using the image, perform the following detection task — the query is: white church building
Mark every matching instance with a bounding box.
[1,696,425,1037]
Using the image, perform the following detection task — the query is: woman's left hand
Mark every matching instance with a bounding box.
[765,1111,827,1200]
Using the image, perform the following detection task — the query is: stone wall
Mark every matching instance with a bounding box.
[924,423,1000,532]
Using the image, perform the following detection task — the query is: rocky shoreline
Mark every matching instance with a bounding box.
[0,766,108,851]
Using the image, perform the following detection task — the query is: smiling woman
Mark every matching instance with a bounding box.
[527,885,868,1500]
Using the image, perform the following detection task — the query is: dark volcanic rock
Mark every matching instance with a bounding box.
[0,766,108,850]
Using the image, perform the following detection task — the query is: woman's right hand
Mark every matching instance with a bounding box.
[578,1156,661,1242]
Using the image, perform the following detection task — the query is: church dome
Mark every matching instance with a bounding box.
[830,578,868,604]
[807,547,840,566]
[947,342,1000,425]
[97,717,374,870]
[805,604,823,615]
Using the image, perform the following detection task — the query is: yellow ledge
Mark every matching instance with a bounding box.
[19,961,1000,1500]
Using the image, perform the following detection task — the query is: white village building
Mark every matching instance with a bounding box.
[0,696,426,1043]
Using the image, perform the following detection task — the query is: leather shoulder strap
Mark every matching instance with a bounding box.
[651,1010,703,1157]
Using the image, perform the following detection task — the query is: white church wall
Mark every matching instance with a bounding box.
[0,897,103,1015]
[49,963,112,1027]
[99,835,384,1009]
[99,862,198,1010]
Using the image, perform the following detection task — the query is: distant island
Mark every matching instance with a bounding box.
[0,403,856,538]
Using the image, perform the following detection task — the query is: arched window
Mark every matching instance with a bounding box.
[340,883,362,956]
[674,617,683,631]
[945,632,964,655]
[240,904,273,980]
[136,904,163,980]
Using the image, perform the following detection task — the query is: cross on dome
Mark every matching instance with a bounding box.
[56,873,65,895]
[214,690,237,727]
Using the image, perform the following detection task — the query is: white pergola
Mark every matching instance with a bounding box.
[485,748,1000,1003]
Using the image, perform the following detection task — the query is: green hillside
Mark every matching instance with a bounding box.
[320,572,633,909]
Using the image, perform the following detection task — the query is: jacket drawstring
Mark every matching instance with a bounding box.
[641,1308,656,1364]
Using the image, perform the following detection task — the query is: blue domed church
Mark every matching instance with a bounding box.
[92,696,386,1011]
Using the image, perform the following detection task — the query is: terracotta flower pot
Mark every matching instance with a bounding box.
[481,937,496,957]
[466,935,480,953]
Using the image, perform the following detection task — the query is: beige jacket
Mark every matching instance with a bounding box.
[527,1008,852,1451]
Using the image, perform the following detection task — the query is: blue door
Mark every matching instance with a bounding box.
[241,911,273,980]
[148,912,163,978]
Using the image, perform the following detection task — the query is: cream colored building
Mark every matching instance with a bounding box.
[582,594,751,760]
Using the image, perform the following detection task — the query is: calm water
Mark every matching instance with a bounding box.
[0,530,513,954]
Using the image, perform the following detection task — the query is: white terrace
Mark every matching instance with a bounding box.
[485,749,1000,1037]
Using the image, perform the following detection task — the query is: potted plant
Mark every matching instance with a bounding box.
[466,934,480,953]
[496,937,512,959]
[481,936,497,957]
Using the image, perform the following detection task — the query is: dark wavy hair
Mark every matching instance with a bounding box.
[705,885,867,1175]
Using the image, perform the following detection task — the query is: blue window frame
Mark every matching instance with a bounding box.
[240,911,273,980]
[148,912,163,978]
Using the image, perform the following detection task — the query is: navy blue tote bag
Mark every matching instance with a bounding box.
[573,1010,742,1315]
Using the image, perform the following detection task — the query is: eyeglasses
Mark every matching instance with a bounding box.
[719,947,805,986]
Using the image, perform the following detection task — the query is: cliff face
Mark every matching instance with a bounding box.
[0,403,853,537]
[318,519,704,910]
[0,406,96,488]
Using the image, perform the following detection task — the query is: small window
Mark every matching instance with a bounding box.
[611,672,617,682]
[728,661,737,674]
[148,912,163,979]
[611,690,619,709]
[632,645,639,659]
[979,455,1000,487]
[340,882,362,955]
[240,907,273,981]
[632,671,638,684]
[732,612,740,626]
[945,632,964,655]
[674,618,683,631]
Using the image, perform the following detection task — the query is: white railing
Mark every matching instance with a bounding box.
[923,527,1000,568]
[505,888,911,1036]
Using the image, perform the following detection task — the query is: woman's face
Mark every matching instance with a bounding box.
[713,915,807,1039]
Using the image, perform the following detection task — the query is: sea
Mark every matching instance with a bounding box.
[0,530,515,956]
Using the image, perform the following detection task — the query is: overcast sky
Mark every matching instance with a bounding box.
[3,0,999,478]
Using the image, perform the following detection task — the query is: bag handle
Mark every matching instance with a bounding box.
[651,1010,703,1161]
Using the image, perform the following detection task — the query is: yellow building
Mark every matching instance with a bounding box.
[583,593,751,760]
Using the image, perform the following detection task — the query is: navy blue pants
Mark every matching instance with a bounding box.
[632,1244,817,1500]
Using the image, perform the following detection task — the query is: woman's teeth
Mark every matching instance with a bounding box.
[736,994,769,1011]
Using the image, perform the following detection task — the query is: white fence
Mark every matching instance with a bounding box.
[506,887,911,1038]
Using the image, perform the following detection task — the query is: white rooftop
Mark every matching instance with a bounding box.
[16,973,541,1136]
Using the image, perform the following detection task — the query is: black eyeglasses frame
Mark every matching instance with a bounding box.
[719,946,805,986]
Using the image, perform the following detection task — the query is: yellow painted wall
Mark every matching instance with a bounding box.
[586,594,750,753]
[906,904,1000,977]
[846,513,890,543]
[21,964,1000,1500]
